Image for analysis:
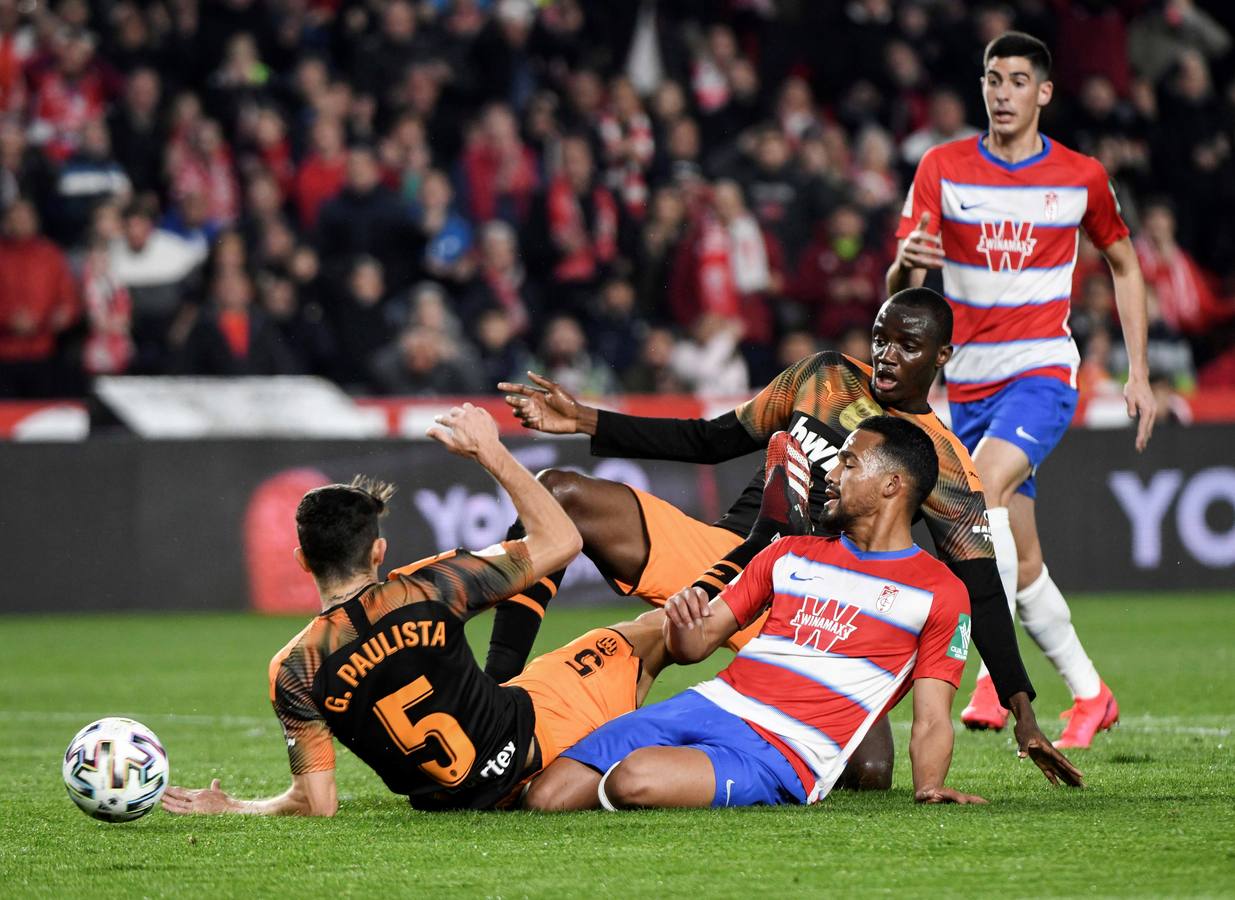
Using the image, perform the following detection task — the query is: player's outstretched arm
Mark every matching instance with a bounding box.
[1101,236,1156,452]
[663,586,741,664]
[501,371,763,464]
[428,403,582,576]
[909,679,986,805]
[161,770,338,817]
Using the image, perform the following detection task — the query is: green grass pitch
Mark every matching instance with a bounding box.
[2,594,1233,898]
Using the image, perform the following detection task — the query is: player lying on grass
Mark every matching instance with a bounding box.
[500,288,1082,789]
[160,405,811,816]
[526,417,986,810]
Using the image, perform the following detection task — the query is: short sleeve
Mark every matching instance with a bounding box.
[911,577,971,688]
[895,147,943,240]
[402,540,536,622]
[1081,160,1130,251]
[273,665,336,775]
[719,541,783,627]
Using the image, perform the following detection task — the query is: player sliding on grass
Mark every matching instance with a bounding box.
[525,417,985,810]
[500,288,1082,789]
[160,404,810,815]
[888,32,1153,747]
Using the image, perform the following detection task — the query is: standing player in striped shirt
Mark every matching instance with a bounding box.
[525,416,984,809]
[887,31,1155,747]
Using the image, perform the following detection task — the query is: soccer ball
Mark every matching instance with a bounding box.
[62,717,169,822]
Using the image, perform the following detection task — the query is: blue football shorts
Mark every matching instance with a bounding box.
[561,688,807,808]
[949,376,1079,499]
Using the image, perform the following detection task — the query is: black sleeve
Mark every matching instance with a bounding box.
[948,557,1035,706]
[590,409,763,464]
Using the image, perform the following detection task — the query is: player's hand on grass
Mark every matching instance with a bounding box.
[895,212,945,271]
[161,778,236,815]
[914,786,988,805]
[427,403,501,463]
[498,372,589,435]
[664,586,712,630]
[1124,374,1156,452]
[1014,720,1086,788]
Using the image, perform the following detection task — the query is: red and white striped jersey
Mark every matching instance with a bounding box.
[693,534,970,802]
[896,134,1129,402]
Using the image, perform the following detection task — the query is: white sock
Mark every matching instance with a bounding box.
[1016,565,1102,700]
[976,506,1019,684]
[597,762,622,811]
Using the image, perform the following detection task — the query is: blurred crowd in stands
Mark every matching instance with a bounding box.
[0,0,1233,402]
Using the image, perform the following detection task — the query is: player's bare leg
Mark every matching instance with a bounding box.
[486,471,650,682]
[536,469,651,586]
[1008,494,1117,748]
[602,747,716,808]
[835,717,894,791]
[960,435,1030,730]
[522,609,670,812]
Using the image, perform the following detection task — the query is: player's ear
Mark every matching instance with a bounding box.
[293,547,312,574]
[936,342,954,368]
[884,471,902,499]
[1037,78,1053,108]
[371,537,388,570]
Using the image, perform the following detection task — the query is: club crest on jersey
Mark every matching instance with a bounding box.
[876,585,898,613]
[976,220,1037,272]
[839,396,884,432]
[1044,191,1059,222]
[789,595,861,652]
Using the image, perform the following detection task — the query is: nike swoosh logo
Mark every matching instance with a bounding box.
[959,201,987,211]
[1015,426,1041,444]
[724,779,735,806]
[788,572,822,583]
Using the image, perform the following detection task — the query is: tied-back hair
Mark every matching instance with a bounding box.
[984,31,1052,81]
[856,416,940,510]
[295,475,397,582]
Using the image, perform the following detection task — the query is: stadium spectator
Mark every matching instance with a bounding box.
[792,204,885,341]
[531,132,617,302]
[369,325,482,396]
[462,220,539,340]
[586,277,645,374]
[0,199,78,396]
[48,118,131,247]
[473,306,528,392]
[171,268,298,376]
[669,313,748,398]
[315,144,419,290]
[106,67,165,197]
[1135,198,1235,342]
[519,314,615,398]
[0,0,1224,404]
[901,88,980,165]
[459,103,539,226]
[292,117,346,231]
[413,169,474,287]
[109,197,206,372]
[669,179,782,378]
[328,255,402,392]
[80,237,133,377]
[255,270,337,379]
[622,325,686,394]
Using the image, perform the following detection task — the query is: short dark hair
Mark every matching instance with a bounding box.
[887,287,954,345]
[984,31,1052,80]
[856,416,939,510]
[295,475,396,582]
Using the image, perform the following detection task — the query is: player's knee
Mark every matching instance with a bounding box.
[523,766,593,812]
[536,468,587,516]
[1016,555,1043,593]
[837,756,892,792]
[604,753,661,808]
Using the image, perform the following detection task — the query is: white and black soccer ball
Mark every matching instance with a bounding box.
[62,717,169,822]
